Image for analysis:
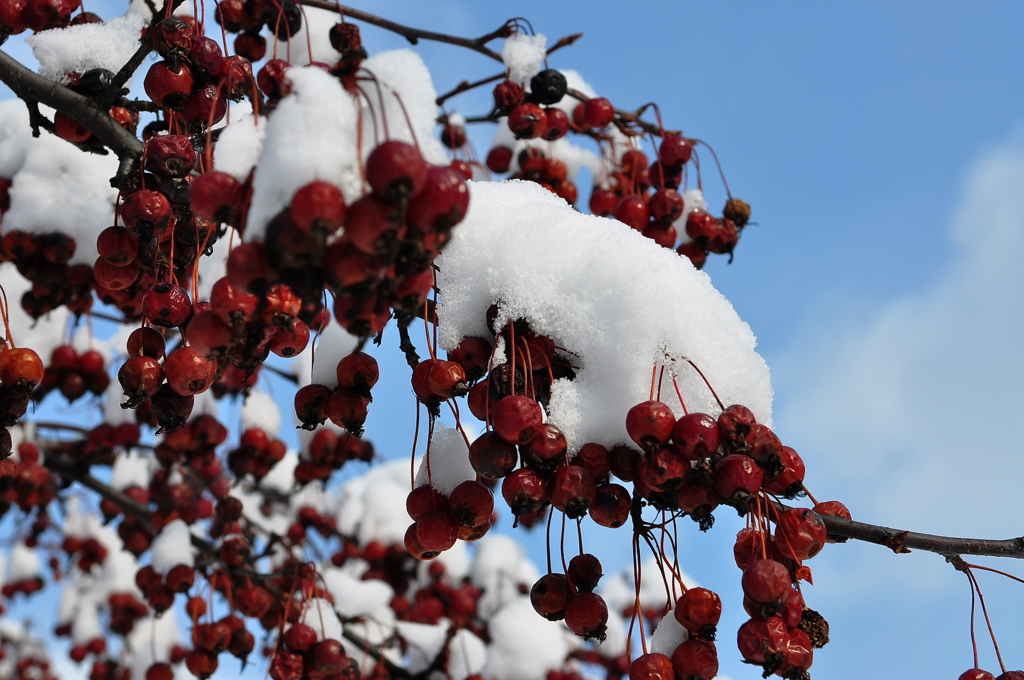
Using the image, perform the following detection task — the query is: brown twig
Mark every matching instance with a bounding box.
[816,511,1024,559]
[297,0,510,62]
[0,49,143,186]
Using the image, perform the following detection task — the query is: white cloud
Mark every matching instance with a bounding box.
[774,126,1024,540]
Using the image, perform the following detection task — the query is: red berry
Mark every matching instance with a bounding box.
[366,140,429,201]
[563,592,608,641]
[582,97,615,128]
[625,400,676,451]
[530,573,571,621]
[629,653,674,680]
[492,395,543,444]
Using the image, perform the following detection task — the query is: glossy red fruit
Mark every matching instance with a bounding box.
[774,508,827,561]
[486,146,513,173]
[959,671,997,680]
[520,423,568,471]
[530,572,571,621]
[677,240,707,269]
[426,359,467,398]
[659,134,693,167]
[673,587,721,638]
[121,189,172,235]
[589,187,619,216]
[269,320,310,358]
[671,639,718,680]
[541,107,570,141]
[1,348,43,387]
[567,553,602,593]
[142,283,191,328]
[291,180,345,235]
[671,412,721,461]
[145,134,196,178]
[736,616,789,665]
[191,171,243,224]
[144,61,194,110]
[164,346,217,396]
[549,465,597,519]
[508,103,547,139]
[492,395,543,444]
[125,327,166,361]
[268,651,304,680]
[582,97,615,128]
[741,559,791,606]
[366,140,428,201]
[501,466,549,519]
[469,432,518,479]
[626,400,676,451]
[405,485,449,522]
[763,445,805,497]
[712,454,763,500]
[614,196,649,231]
[54,111,91,142]
[563,592,608,641]
[589,483,631,528]
[404,522,438,560]
[415,511,459,553]
[96,226,140,266]
[406,165,470,233]
[629,652,674,680]
[448,480,493,528]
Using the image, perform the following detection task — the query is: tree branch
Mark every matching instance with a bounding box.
[0,49,143,185]
[297,0,508,62]
[817,512,1024,559]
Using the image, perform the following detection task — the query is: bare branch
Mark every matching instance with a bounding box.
[0,49,142,185]
[297,0,509,62]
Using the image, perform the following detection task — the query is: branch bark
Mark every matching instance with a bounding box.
[297,0,509,62]
[816,511,1024,559]
[0,49,143,184]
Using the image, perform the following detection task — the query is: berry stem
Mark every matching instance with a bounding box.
[967,567,1006,673]
[685,359,724,410]
[670,374,689,415]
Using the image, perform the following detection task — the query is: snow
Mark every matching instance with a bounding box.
[414,422,475,495]
[335,458,412,545]
[242,49,447,241]
[483,596,571,680]
[502,32,548,86]
[9,541,40,582]
[437,180,773,453]
[26,13,146,84]
[649,611,688,655]
[2,123,119,266]
[110,448,152,490]
[122,611,181,679]
[396,619,450,674]
[150,519,195,573]
[213,113,266,181]
[241,387,282,435]
[272,6,341,66]
[303,321,359,389]
[299,596,344,642]
[448,628,488,680]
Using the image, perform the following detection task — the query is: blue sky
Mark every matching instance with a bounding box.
[3,1,1024,679]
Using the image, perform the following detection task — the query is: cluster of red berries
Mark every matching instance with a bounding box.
[403,479,495,559]
[33,344,109,403]
[0,0,96,35]
[295,427,374,485]
[0,230,93,318]
[531,553,609,641]
[588,141,751,269]
[0,441,55,514]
